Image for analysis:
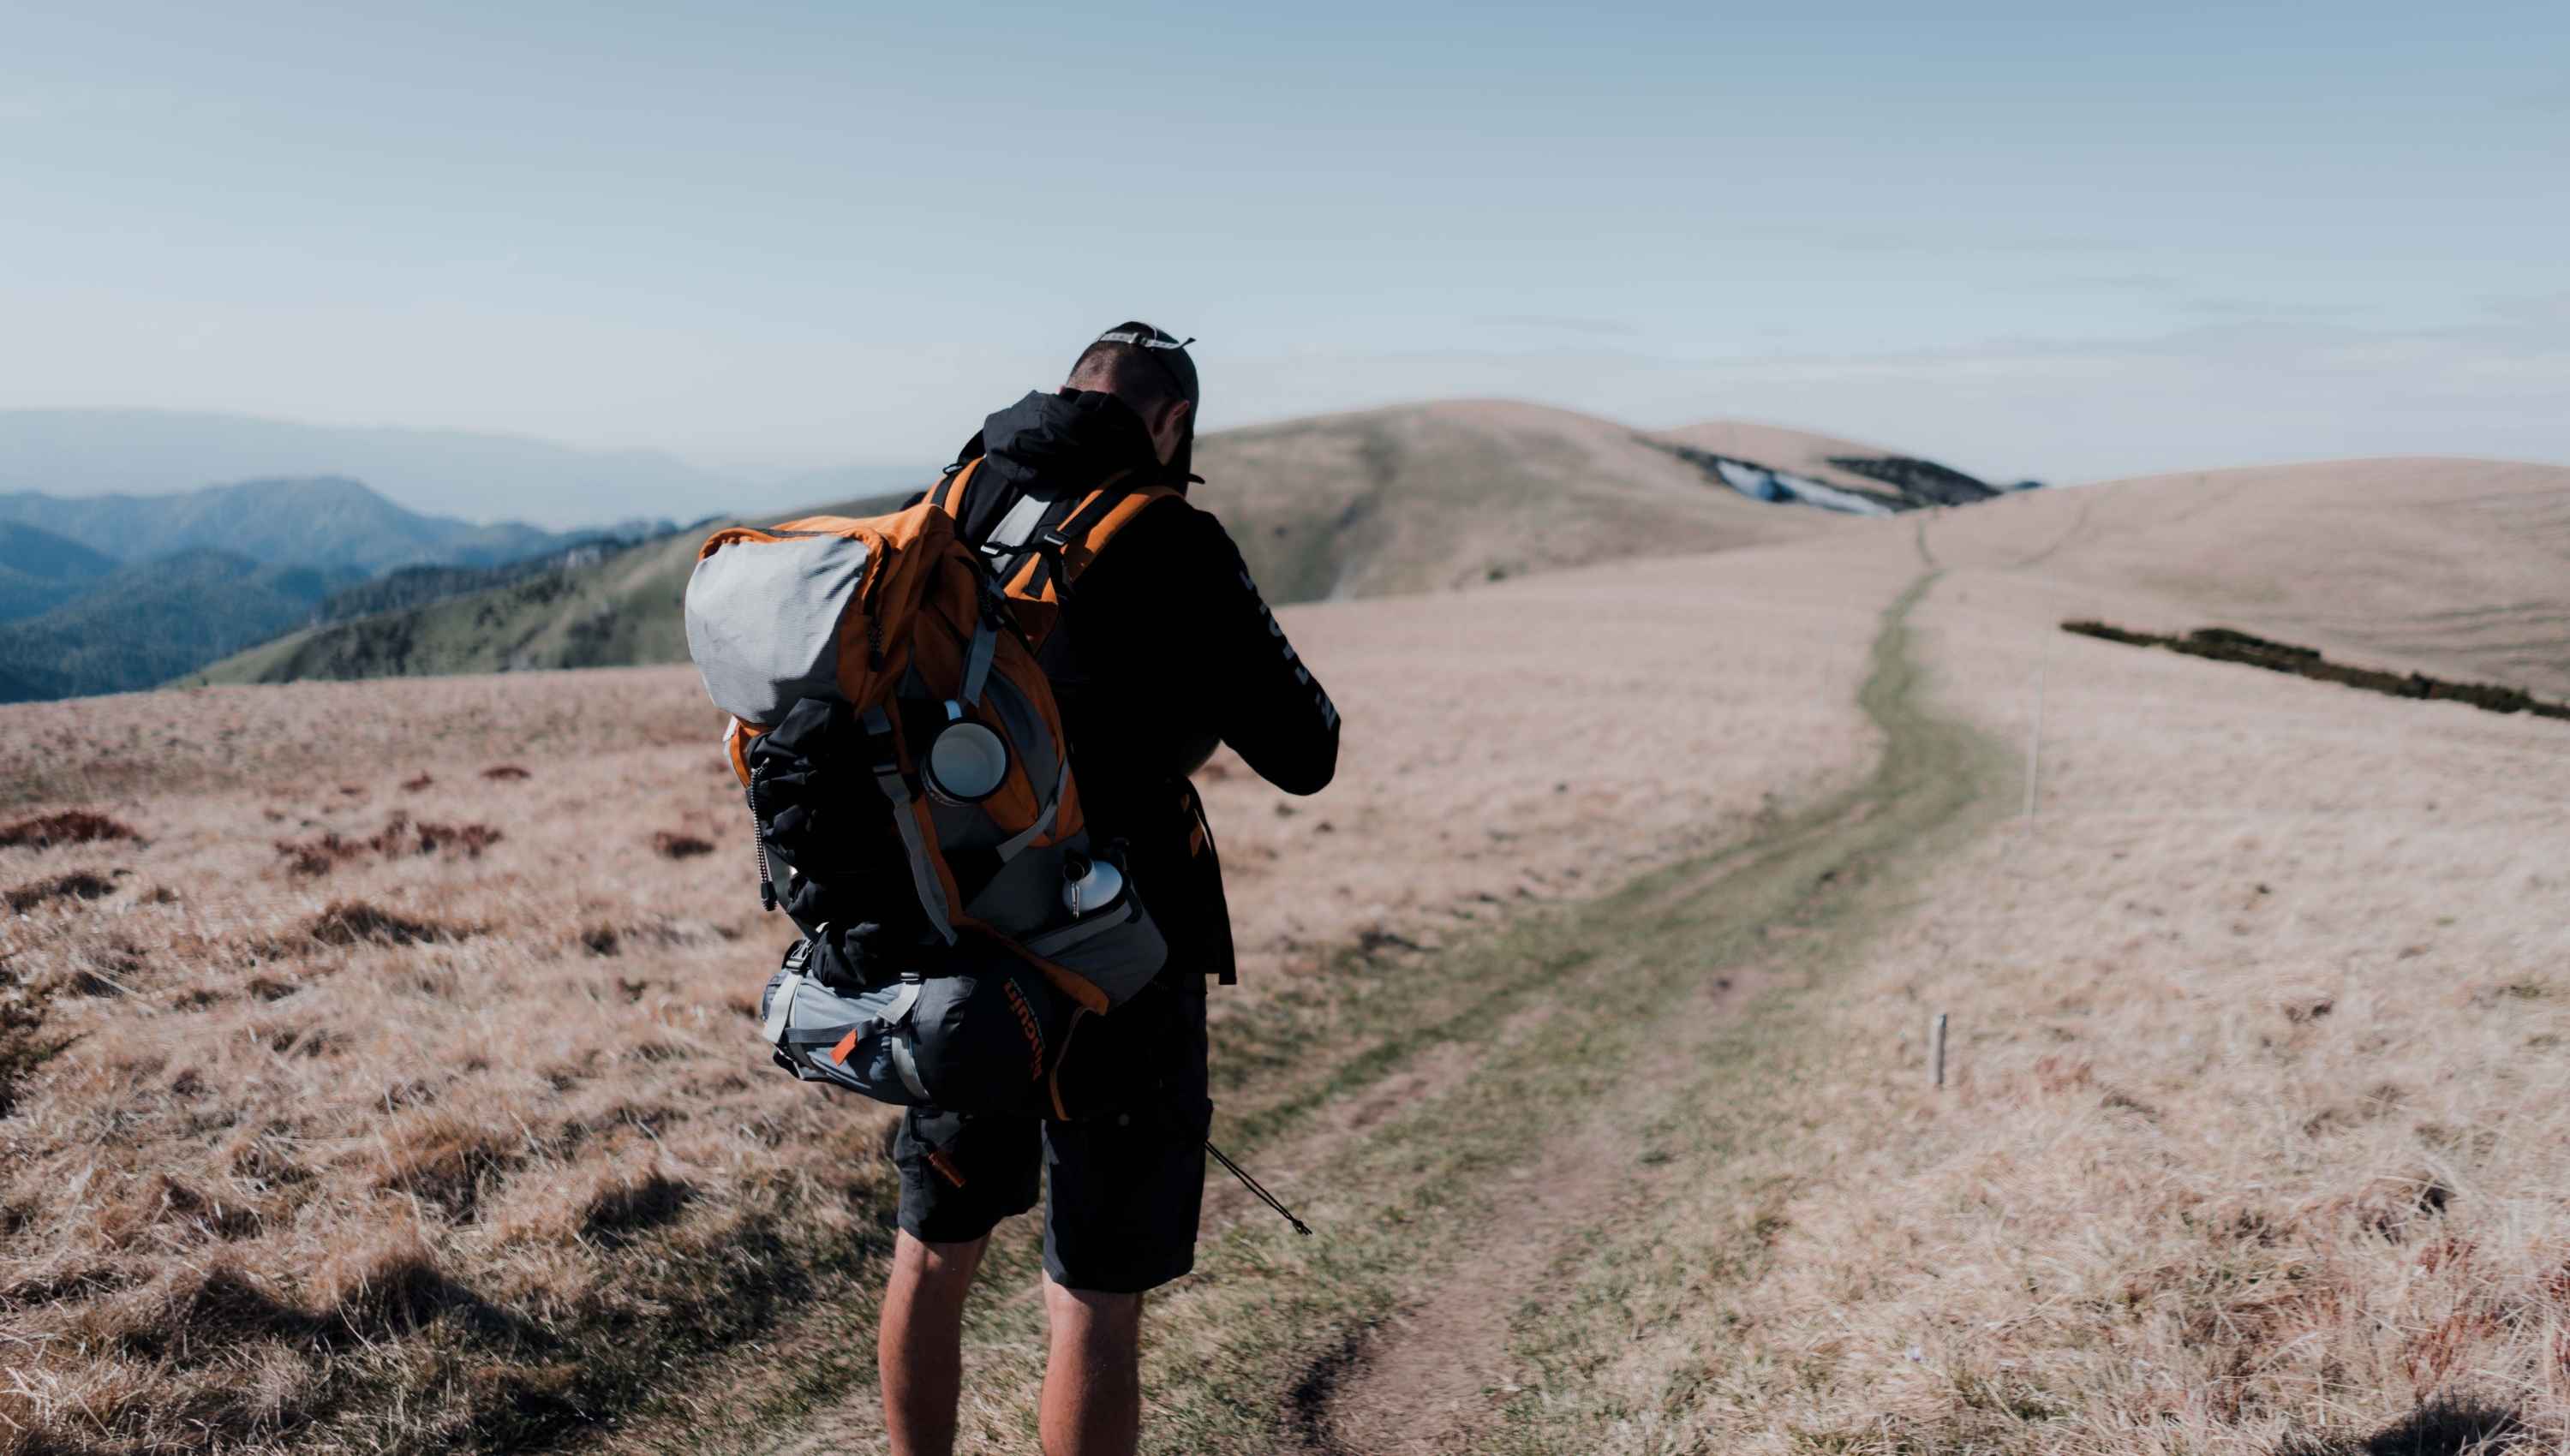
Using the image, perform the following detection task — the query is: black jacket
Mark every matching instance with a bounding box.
[946,390,1340,982]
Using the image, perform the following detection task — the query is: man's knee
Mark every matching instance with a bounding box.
[889,1231,989,1307]
[1043,1279,1142,1344]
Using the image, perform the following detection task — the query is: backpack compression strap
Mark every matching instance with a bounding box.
[860,705,961,944]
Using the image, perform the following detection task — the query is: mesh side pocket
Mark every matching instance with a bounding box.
[1020,892,1167,1009]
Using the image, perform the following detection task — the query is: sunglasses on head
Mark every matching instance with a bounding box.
[1097,328,1195,352]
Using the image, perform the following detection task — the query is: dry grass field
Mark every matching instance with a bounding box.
[0,526,1903,1454]
[1953,456,2570,697]
[5,453,2566,1455]
[1462,473,2570,1453]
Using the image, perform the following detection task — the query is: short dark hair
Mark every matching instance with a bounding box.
[1066,342,1182,418]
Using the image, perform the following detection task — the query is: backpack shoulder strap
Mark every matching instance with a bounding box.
[1016,480,1180,600]
[927,456,983,516]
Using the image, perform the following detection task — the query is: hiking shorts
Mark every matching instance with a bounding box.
[892,973,1211,1294]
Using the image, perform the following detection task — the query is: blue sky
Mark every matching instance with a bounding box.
[4,0,2565,489]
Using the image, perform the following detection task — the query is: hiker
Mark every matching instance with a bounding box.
[876,323,1341,1456]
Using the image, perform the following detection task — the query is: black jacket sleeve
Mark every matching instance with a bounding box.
[1069,500,1341,797]
[1173,507,1341,795]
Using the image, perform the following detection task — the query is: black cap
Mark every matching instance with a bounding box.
[1091,320,1198,405]
[1088,321,1200,484]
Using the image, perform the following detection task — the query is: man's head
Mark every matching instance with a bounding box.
[1066,321,1198,476]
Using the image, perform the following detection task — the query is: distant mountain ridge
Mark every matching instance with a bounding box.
[310,526,684,626]
[0,476,613,573]
[0,477,680,701]
[0,409,740,529]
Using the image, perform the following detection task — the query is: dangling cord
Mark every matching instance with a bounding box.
[1205,1139,1311,1237]
[745,763,777,912]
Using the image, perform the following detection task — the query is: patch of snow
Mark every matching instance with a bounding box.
[1712,457,1894,516]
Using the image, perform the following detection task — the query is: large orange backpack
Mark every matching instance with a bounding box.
[685,501,1166,1022]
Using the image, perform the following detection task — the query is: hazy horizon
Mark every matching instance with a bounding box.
[17,392,2570,526]
[7,0,2566,519]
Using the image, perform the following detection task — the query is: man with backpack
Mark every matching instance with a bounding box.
[876,323,1341,1456]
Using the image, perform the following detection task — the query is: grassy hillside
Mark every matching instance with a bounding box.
[186,496,902,687]
[1196,399,1841,601]
[311,534,677,627]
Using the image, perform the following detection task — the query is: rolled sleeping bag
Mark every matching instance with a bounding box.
[759,944,1076,1115]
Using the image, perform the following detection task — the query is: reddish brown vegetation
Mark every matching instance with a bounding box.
[272,835,353,877]
[375,1113,519,1220]
[4,869,117,914]
[481,764,532,781]
[2064,621,2570,720]
[409,820,501,856]
[302,900,466,948]
[0,809,139,850]
[578,1167,692,1238]
[274,814,503,876]
[399,773,434,791]
[652,830,715,859]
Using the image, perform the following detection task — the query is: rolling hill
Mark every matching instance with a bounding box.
[1197,400,1848,600]
[0,521,119,621]
[308,534,678,628]
[192,403,2003,688]
[0,549,364,701]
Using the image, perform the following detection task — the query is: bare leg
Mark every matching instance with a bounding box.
[881,1231,989,1456]
[1039,1278,1144,1456]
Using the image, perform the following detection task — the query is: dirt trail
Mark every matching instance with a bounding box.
[1292,569,2003,1453]
[1315,967,1772,1453]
